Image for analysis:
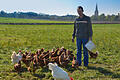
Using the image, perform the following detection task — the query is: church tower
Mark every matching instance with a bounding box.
[94,4,99,18]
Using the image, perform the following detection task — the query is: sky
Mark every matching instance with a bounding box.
[0,0,120,16]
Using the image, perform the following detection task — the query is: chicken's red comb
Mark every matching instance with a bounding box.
[19,50,21,52]
[70,77,74,80]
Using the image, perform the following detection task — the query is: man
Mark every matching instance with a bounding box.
[72,6,93,67]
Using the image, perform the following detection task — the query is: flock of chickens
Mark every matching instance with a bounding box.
[11,47,99,74]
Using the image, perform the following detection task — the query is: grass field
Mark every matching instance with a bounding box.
[0,18,120,80]
[0,17,72,23]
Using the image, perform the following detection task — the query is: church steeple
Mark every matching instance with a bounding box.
[95,3,99,17]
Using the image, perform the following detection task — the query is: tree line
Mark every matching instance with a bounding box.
[91,13,120,21]
[0,10,120,21]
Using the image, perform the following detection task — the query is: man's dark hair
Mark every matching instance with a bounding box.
[78,6,84,12]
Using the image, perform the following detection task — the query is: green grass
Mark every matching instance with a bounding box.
[0,17,73,23]
[0,23,120,80]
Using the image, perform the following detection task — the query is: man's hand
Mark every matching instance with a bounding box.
[89,37,92,41]
[72,38,74,42]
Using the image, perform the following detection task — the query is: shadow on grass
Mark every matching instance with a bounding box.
[40,64,82,73]
[63,64,83,73]
[40,67,49,73]
[33,73,45,78]
[11,67,28,74]
[20,67,28,72]
[87,66,120,78]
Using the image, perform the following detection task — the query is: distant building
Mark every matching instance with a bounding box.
[118,13,120,16]
[118,13,120,20]
[94,4,99,20]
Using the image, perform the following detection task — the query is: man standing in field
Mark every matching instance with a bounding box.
[72,6,93,67]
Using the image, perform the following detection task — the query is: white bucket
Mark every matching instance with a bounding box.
[85,40,96,51]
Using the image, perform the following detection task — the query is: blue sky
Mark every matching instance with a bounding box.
[0,0,120,16]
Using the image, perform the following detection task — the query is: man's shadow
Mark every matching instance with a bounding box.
[64,64,83,73]
[87,66,120,78]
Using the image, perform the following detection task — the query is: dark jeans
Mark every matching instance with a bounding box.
[76,38,89,66]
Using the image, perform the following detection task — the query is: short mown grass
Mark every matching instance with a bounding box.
[0,17,72,23]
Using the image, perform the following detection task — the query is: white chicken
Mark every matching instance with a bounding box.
[48,63,70,80]
[11,51,22,64]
